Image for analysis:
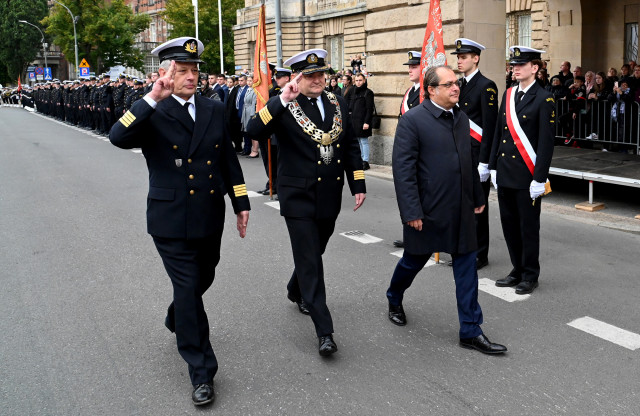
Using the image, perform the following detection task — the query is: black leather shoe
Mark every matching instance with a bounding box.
[388,303,407,326]
[459,334,507,354]
[495,275,521,287]
[515,280,539,295]
[476,258,489,270]
[287,293,310,315]
[257,188,269,194]
[393,240,404,248]
[164,305,175,333]
[318,335,338,356]
[192,382,215,406]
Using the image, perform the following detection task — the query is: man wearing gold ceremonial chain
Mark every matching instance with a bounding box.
[247,48,366,357]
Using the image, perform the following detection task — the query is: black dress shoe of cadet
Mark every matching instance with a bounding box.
[257,188,269,194]
[495,275,521,287]
[318,335,338,356]
[393,240,404,248]
[287,293,310,315]
[192,382,215,406]
[515,280,539,295]
[459,334,507,354]
[388,303,407,326]
[164,315,175,333]
[476,258,489,270]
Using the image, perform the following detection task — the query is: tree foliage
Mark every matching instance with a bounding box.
[42,0,150,73]
[0,0,49,84]
[162,0,243,74]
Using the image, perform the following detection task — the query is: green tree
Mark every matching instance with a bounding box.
[162,0,243,74]
[0,0,49,83]
[43,0,150,73]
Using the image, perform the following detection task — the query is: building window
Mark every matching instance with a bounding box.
[506,12,531,58]
[150,22,157,43]
[626,23,638,63]
[145,54,159,75]
[326,35,344,72]
[248,41,256,73]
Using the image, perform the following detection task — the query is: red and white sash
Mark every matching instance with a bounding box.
[401,87,412,115]
[469,119,482,142]
[505,87,536,175]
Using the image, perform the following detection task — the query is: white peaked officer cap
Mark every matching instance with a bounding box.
[403,51,421,65]
[151,37,205,64]
[509,46,545,64]
[284,49,329,74]
[452,38,486,55]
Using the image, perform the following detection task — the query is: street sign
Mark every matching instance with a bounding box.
[28,72,35,80]
[79,58,90,68]
[27,66,36,72]
[36,75,43,81]
[79,67,90,77]
[35,67,44,75]
[44,67,52,80]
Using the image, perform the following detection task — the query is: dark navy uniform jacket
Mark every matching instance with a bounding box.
[246,92,366,219]
[488,81,555,189]
[399,84,420,117]
[109,95,250,239]
[458,71,499,165]
[393,99,484,255]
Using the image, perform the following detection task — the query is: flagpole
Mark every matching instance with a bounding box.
[275,0,282,66]
[218,0,224,73]
[193,0,199,39]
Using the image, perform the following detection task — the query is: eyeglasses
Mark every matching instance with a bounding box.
[431,82,459,89]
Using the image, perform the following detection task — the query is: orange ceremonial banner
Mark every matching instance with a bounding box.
[252,4,272,112]
[419,0,447,102]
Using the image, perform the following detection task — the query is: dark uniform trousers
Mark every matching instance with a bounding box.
[153,229,222,384]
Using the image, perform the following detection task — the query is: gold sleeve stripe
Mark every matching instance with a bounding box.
[259,107,272,125]
[353,170,365,180]
[119,117,132,128]
[233,184,248,197]
[119,111,136,127]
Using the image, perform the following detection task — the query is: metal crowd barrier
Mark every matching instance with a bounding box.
[554,98,640,154]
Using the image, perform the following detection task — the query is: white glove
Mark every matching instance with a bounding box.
[529,180,546,199]
[478,163,490,182]
[490,170,498,189]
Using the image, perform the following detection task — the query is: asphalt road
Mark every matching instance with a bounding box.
[1,107,639,416]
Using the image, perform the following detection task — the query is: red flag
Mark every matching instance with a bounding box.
[252,4,272,112]
[17,75,22,92]
[418,0,447,102]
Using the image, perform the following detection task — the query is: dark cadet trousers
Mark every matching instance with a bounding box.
[284,217,336,337]
[497,186,541,282]
[152,232,222,386]
[386,250,483,339]
[259,140,278,191]
[475,180,491,261]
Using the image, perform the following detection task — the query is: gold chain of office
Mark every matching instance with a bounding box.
[288,92,342,146]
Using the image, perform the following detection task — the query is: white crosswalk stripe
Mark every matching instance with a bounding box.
[478,278,530,302]
[340,230,382,244]
[265,201,280,210]
[567,316,640,351]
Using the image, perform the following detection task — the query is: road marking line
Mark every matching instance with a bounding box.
[246,191,262,198]
[265,201,280,210]
[478,278,530,302]
[567,316,640,351]
[390,250,439,268]
[130,149,142,153]
[340,230,382,244]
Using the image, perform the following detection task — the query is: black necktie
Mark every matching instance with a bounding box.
[516,91,525,102]
[183,102,195,126]
[308,97,323,124]
[460,78,467,89]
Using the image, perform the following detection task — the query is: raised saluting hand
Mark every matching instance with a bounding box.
[148,60,176,103]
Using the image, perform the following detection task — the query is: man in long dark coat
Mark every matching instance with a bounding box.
[386,65,507,355]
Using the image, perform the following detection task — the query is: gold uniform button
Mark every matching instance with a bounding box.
[523,115,527,119]
[189,174,194,180]
[317,144,320,148]
[215,144,219,148]
[337,177,341,181]
[464,103,468,106]
[336,144,340,148]
[504,126,508,130]
[187,159,192,163]
[210,190,214,194]
[209,174,213,179]
[207,160,211,165]
[512,155,516,158]
[503,140,506,143]
[337,160,341,164]
[501,153,505,157]
[172,145,178,150]
[318,161,321,165]
[318,177,322,181]
[189,190,195,195]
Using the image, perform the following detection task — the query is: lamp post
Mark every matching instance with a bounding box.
[192,0,199,39]
[53,0,79,78]
[18,20,48,70]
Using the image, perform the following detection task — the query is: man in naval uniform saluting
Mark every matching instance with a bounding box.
[451,38,499,270]
[487,46,554,295]
[109,37,251,406]
[247,49,366,356]
[393,51,423,249]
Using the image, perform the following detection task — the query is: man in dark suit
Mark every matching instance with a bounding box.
[489,46,555,295]
[452,38,499,270]
[109,37,251,407]
[212,74,226,102]
[224,75,244,152]
[247,48,366,356]
[393,51,423,248]
[386,65,507,355]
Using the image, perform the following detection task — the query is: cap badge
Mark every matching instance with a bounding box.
[184,40,197,54]
[307,53,318,64]
[514,48,521,57]
[456,40,462,49]
[408,52,414,60]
